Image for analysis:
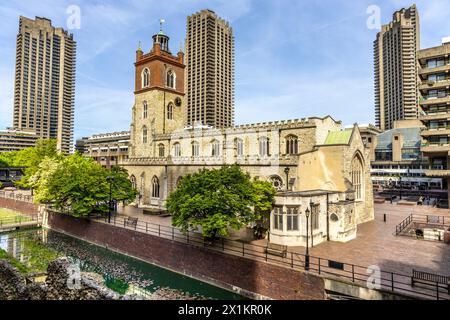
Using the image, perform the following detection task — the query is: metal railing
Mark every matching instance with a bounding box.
[88,213,450,300]
[396,214,450,236]
[0,214,40,228]
[0,191,34,203]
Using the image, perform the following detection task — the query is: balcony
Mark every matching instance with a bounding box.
[419,65,450,77]
[419,113,450,122]
[420,95,450,106]
[419,79,450,91]
[421,143,450,153]
[421,128,450,137]
[425,169,450,178]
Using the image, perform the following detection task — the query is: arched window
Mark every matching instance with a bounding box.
[142,126,148,144]
[130,175,137,190]
[143,101,148,119]
[142,68,150,88]
[167,103,173,120]
[259,137,270,157]
[351,154,364,201]
[140,173,145,195]
[235,138,244,157]
[166,70,176,89]
[286,135,298,155]
[211,140,220,157]
[158,144,165,157]
[192,141,200,157]
[173,142,181,157]
[269,176,284,191]
[151,176,160,198]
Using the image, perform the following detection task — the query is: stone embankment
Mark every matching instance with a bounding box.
[0,258,142,300]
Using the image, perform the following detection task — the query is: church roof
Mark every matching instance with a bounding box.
[323,128,353,145]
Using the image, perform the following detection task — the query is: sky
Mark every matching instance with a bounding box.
[0,0,449,141]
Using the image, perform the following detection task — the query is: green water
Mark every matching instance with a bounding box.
[0,228,244,300]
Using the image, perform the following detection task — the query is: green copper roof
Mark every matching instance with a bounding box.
[324,129,353,145]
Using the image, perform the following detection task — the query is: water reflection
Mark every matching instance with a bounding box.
[0,229,244,300]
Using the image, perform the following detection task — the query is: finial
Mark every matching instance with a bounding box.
[179,41,183,52]
[160,19,166,31]
[137,41,142,51]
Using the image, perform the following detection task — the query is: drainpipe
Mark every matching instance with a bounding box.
[326,193,330,242]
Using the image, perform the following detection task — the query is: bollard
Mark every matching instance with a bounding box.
[384,213,387,222]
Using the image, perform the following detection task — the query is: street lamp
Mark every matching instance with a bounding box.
[305,206,310,271]
[106,176,115,223]
[399,175,402,200]
[284,167,290,191]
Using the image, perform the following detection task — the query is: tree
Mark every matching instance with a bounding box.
[32,153,137,218]
[166,165,276,239]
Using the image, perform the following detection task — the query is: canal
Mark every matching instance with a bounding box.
[0,228,244,300]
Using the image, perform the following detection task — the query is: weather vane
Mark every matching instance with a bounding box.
[160,19,166,31]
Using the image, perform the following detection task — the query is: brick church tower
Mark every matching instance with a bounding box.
[130,23,186,158]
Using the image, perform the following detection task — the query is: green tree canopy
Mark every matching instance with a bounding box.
[32,153,138,217]
[166,165,276,238]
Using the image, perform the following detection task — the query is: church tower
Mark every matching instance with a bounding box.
[130,22,186,158]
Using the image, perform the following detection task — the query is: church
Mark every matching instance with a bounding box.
[121,27,374,247]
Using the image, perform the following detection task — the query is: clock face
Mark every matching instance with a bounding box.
[175,97,182,107]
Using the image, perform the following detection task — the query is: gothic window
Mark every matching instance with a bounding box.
[192,141,200,157]
[211,140,220,157]
[173,143,181,157]
[311,204,320,230]
[351,154,364,201]
[286,135,299,155]
[286,207,299,231]
[143,101,148,119]
[235,138,244,157]
[269,175,284,191]
[158,144,165,157]
[166,70,176,89]
[167,103,173,120]
[142,68,150,88]
[259,137,270,157]
[151,176,160,198]
[273,206,283,231]
[142,126,148,144]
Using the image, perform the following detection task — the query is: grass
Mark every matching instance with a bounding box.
[0,248,31,274]
[0,208,33,224]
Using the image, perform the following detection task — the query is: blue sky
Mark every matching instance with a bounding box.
[0,0,449,141]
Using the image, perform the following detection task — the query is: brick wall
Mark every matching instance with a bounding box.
[47,212,325,300]
[0,197,38,217]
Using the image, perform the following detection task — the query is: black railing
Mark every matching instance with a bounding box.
[91,214,449,300]
[396,214,450,237]
[0,191,34,203]
[0,215,40,228]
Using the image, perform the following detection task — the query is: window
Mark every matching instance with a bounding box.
[286,207,299,231]
[311,204,320,230]
[142,126,148,144]
[211,140,220,157]
[158,144,165,157]
[286,135,298,155]
[173,143,181,157]
[143,101,148,119]
[351,154,364,201]
[269,176,284,191]
[259,137,270,157]
[151,176,160,198]
[166,70,176,89]
[235,138,244,157]
[142,68,150,88]
[192,141,200,157]
[273,207,283,231]
[167,103,173,120]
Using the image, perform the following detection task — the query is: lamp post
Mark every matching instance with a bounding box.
[284,167,290,191]
[305,206,310,271]
[399,175,402,200]
[106,176,115,224]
